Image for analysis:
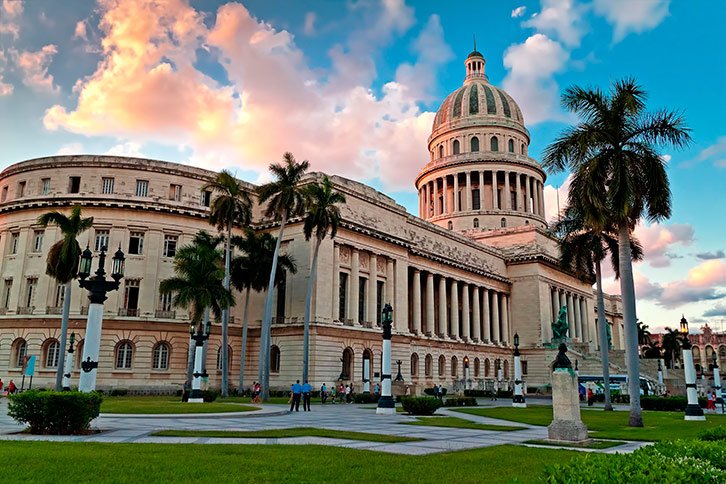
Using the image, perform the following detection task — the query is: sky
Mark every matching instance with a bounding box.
[1,0,725,334]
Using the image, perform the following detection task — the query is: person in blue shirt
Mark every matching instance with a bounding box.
[320,383,327,404]
[302,380,313,411]
[290,380,302,412]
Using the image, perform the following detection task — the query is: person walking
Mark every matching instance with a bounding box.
[290,380,302,412]
[491,381,498,401]
[320,383,327,404]
[7,380,15,395]
[374,383,380,395]
[331,385,337,404]
[345,383,352,403]
[438,384,444,401]
[181,380,191,402]
[405,385,410,396]
[587,388,594,407]
[707,391,716,412]
[302,380,312,411]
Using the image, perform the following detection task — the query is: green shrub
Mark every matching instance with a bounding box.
[202,390,218,403]
[8,390,102,435]
[538,440,726,483]
[353,393,379,404]
[698,426,726,441]
[423,387,447,396]
[443,396,478,407]
[641,396,708,412]
[463,389,513,398]
[110,389,128,397]
[401,396,442,415]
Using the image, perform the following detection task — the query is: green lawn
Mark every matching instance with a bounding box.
[224,396,324,405]
[0,442,576,483]
[152,428,421,443]
[100,396,259,414]
[524,439,626,449]
[401,416,526,432]
[453,405,726,441]
[362,406,405,412]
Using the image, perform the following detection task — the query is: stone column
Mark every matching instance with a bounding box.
[501,294,510,345]
[472,286,480,341]
[412,269,422,334]
[453,173,459,212]
[368,254,377,324]
[566,292,575,339]
[559,290,567,325]
[539,183,545,216]
[386,259,394,304]
[483,288,491,342]
[466,171,472,211]
[580,297,589,343]
[491,170,498,209]
[425,183,431,217]
[573,293,581,341]
[332,244,340,321]
[462,283,470,341]
[426,273,435,335]
[492,291,500,343]
[443,176,449,214]
[515,173,521,211]
[524,176,530,213]
[349,249,359,324]
[504,171,511,210]
[433,180,439,216]
[533,180,540,216]
[394,258,408,332]
[479,171,485,209]
[438,276,447,338]
[551,287,559,323]
[451,280,459,339]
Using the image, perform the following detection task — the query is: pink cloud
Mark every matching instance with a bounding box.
[687,259,726,287]
[633,222,694,268]
[12,44,59,92]
[543,174,572,223]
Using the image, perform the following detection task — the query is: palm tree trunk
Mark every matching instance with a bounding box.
[618,222,643,427]
[221,222,232,398]
[259,212,287,402]
[238,288,251,393]
[303,236,323,383]
[595,261,613,411]
[202,307,210,378]
[186,334,195,383]
[54,281,73,391]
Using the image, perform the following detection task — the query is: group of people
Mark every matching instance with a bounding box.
[289,380,313,411]
[0,379,17,396]
[706,390,723,412]
[318,383,355,405]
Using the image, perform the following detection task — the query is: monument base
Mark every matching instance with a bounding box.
[547,420,589,442]
[376,407,396,415]
[548,368,589,443]
[512,402,527,408]
[188,397,204,403]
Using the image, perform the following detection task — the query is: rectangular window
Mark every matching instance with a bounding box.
[42,178,50,195]
[511,191,517,211]
[1,186,7,201]
[338,272,348,321]
[18,181,26,197]
[68,177,81,193]
[55,283,66,307]
[124,279,140,310]
[163,235,177,258]
[94,229,109,252]
[25,277,38,308]
[10,232,19,254]
[200,190,211,207]
[128,232,144,255]
[159,292,173,312]
[358,277,366,323]
[376,281,384,325]
[522,361,528,376]
[101,177,115,194]
[3,279,12,308]
[32,230,44,252]
[135,180,149,197]
[169,184,182,201]
[275,272,287,321]
[472,189,481,210]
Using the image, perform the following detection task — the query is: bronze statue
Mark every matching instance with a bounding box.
[551,305,569,340]
[552,343,572,370]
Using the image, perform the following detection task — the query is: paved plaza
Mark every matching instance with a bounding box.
[0,399,648,455]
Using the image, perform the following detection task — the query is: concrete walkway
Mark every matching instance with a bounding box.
[0,399,649,455]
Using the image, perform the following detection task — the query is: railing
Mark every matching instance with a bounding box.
[17,306,34,315]
[46,306,63,315]
[118,308,139,317]
[155,310,175,319]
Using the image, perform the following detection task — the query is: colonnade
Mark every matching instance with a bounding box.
[410,269,511,345]
[418,170,545,219]
[550,286,590,343]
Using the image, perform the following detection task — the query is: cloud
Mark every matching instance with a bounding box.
[303,12,316,35]
[511,6,526,18]
[104,141,145,157]
[502,33,569,125]
[0,50,12,96]
[11,44,59,92]
[592,0,670,42]
[74,20,88,40]
[716,159,726,168]
[523,0,587,47]
[633,222,695,268]
[704,302,726,318]
[681,136,726,168]
[57,142,84,155]
[696,250,725,261]
[2,0,22,16]
[0,0,22,39]
[543,173,572,223]
[687,259,726,287]
[659,281,724,309]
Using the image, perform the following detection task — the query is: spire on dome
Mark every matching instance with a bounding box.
[464,39,486,84]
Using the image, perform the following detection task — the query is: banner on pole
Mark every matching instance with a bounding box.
[24,355,36,376]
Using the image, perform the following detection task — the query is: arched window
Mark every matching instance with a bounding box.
[341,347,354,380]
[453,140,460,155]
[451,356,458,377]
[500,218,507,228]
[438,355,446,377]
[521,144,525,154]
[471,137,479,152]
[508,139,514,152]
[44,339,60,368]
[525,220,529,225]
[75,341,84,369]
[439,145,444,159]
[484,358,490,377]
[13,338,27,368]
[474,357,480,377]
[410,353,419,377]
[473,218,479,228]
[425,354,433,377]
[447,221,453,230]
[362,349,373,381]
[216,345,232,371]
[270,345,281,373]
[503,360,509,379]
[115,341,134,369]
[490,137,499,151]
[152,342,170,370]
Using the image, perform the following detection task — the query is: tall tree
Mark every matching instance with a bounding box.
[256,152,309,401]
[661,327,682,369]
[202,171,252,398]
[543,78,691,427]
[301,175,346,382]
[37,205,94,391]
[637,321,652,347]
[231,229,296,392]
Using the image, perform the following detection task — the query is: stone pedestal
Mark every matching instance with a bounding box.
[547,369,589,442]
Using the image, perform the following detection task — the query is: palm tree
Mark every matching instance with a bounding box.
[637,321,652,347]
[550,205,642,411]
[256,152,309,401]
[301,176,346,382]
[160,231,234,382]
[202,171,252,398]
[231,229,296,393]
[542,78,691,427]
[37,205,94,391]
[661,327,682,369]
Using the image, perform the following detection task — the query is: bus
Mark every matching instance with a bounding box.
[578,374,655,395]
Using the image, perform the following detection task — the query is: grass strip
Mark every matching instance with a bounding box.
[100,396,259,414]
[401,416,525,432]
[523,439,627,449]
[152,427,422,443]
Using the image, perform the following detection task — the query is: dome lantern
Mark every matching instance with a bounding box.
[465,36,486,84]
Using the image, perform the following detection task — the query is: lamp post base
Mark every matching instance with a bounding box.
[188,398,204,403]
[512,402,527,408]
[376,406,396,415]
[685,404,705,421]
[376,395,396,415]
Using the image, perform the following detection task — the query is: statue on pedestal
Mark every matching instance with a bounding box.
[551,305,569,341]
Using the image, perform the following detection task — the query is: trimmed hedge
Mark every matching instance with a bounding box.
[443,396,478,407]
[401,396,442,415]
[202,390,219,403]
[353,393,379,404]
[423,387,447,396]
[539,440,726,483]
[8,390,102,435]
[698,426,726,442]
[463,389,513,398]
[641,396,708,412]
[110,389,128,397]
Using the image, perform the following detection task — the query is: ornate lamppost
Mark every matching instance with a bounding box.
[189,320,212,403]
[463,356,470,390]
[680,316,705,420]
[657,359,664,385]
[376,303,395,415]
[512,333,526,408]
[712,351,722,411]
[62,332,75,391]
[78,245,125,392]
